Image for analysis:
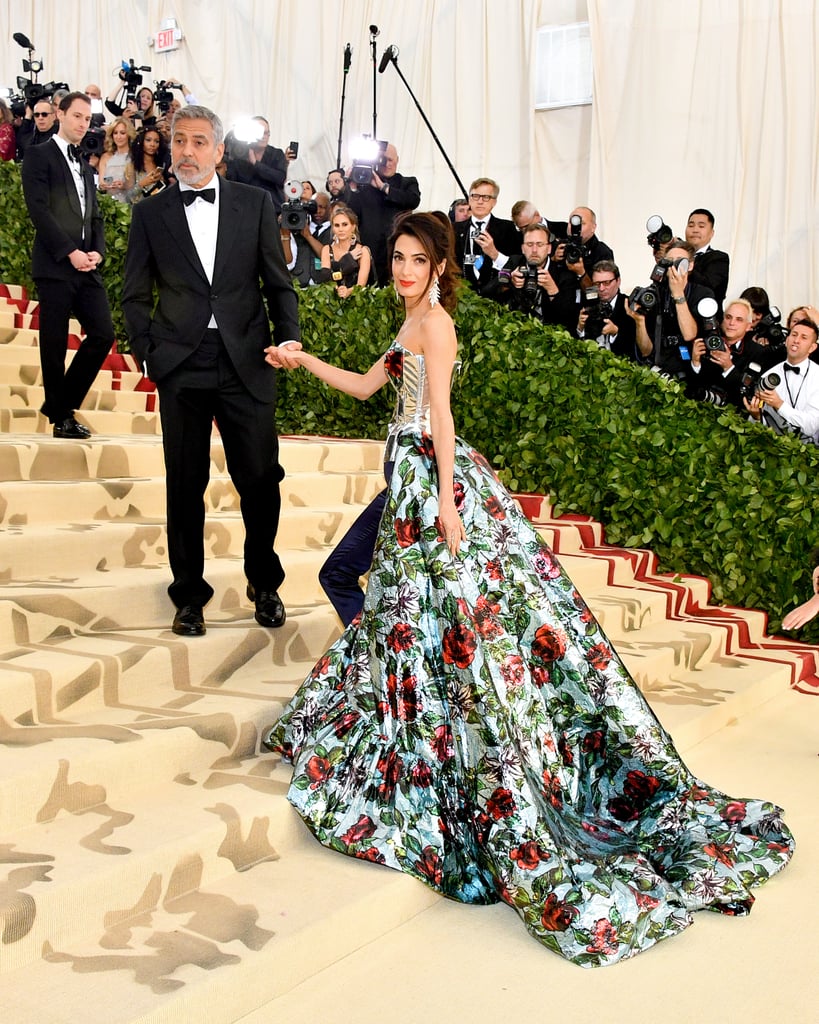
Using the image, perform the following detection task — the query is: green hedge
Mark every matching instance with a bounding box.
[2,159,817,638]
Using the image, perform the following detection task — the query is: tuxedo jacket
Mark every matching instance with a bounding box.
[454,215,522,293]
[122,178,300,402]
[21,138,105,281]
[691,247,730,305]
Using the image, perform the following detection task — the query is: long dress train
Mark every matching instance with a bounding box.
[266,339,794,967]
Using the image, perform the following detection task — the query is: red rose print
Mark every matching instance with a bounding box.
[395,516,422,548]
[531,623,567,663]
[418,433,436,460]
[586,642,612,671]
[473,594,503,639]
[534,551,561,580]
[333,710,360,737]
[431,723,454,763]
[313,654,332,677]
[582,730,605,754]
[487,787,517,820]
[530,665,550,688]
[304,755,332,789]
[415,846,443,885]
[623,770,661,805]
[558,734,574,766]
[510,840,544,870]
[540,892,578,932]
[452,480,466,510]
[341,814,377,845]
[376,750,403,800]
[485,559,504,580]
[355,847,386,864]
[500,654,526,689]
[442,622,477,669]
[720,801,747,824]
[633,889,660,911]
[484,495,506,520]
[704,841,735,868]
[608,797,638,822]
[387,622,415,652]
[384,349,402,378]
[542,768,563,809]
[410,761,433,787]
[587,918,619,956]
[688,784,710,801]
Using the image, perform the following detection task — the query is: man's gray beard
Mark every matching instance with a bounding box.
[174,163,214,186]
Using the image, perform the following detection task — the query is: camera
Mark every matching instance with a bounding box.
[153,80,174,116]
[15,76,67,109]
[738,363,782,400]
[349,135,387,186]
[645,214,673,252]
[80,126,106,157]
[552,213,587,265]
[119,58,151,100]
[519,261,541,307]
[280,179,317,231]
[628,284,659,316]
[693,386,728,407]
[582,286,613,338]
[698,297,725,354]
[754,305,787,346]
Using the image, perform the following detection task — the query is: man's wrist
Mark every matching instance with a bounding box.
[673,295,686,305]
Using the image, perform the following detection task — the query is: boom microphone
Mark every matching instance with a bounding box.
[344,43,352,71]
[378,45,395,74]
[14,32,35,49]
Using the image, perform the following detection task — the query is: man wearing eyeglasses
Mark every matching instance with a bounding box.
[576,260,637,360]
[497,223,575,329]
[454,178,521,296]
[17,98,58,160]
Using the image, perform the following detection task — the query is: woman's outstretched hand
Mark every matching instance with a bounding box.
[265,342,303,369]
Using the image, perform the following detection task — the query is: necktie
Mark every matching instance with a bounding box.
[68,144,82,162]
[784,364,800,375]
[474,221,484,234]
[182,188,216,206]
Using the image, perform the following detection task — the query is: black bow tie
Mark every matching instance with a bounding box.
[68,144,82,162]
[784,364,801,374]
[182,188,216,206]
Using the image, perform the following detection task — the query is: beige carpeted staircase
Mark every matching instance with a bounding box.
[1,287,816,1024]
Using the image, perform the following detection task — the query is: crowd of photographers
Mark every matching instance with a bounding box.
[448,178,819,445]
[3,59,818,443]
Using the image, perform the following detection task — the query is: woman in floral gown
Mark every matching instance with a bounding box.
[264,212,793,967]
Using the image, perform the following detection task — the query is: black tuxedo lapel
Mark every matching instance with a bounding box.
[160,186,210,283]
[212,180,242,285]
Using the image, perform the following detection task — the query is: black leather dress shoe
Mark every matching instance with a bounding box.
[53,416,91,439]
[246,584,286,628]
[172,604,206,636]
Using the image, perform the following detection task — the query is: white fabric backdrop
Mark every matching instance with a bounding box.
[1,0,538,213]
[2,0,816,311]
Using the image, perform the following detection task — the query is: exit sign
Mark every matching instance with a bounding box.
[155,27,179,52]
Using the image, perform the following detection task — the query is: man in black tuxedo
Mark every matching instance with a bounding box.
[685,208,730,309]
[21,91,115,439]
[347,144,421,285]
[576,260,638,360]
[454,177,521,298]
[122,105,301,637]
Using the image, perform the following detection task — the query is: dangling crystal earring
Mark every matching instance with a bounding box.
[428,275,440,308]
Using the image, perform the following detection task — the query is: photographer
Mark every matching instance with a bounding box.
[547,206,613,289]
[17,98,57,160]
[454,177,521,297]
[224,116,292,213]
[685,208,730,309]
[347,143,420,286]
[688,298,765,406]
[326,168,352,207]
[627,239,715,379]
[744,318,819,443]
[576,260,637,359]
[498,223,575,327]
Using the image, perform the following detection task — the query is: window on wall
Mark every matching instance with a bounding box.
[535,22,593,109]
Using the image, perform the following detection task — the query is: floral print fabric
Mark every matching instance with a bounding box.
[267,341,794,967]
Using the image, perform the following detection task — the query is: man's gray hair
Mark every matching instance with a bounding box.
[171,105,224,145]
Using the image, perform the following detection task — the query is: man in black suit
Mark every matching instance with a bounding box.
[685,208,730,309]
[347,143,421,285]
[122,105,301,637]
[576,260,638,360]
[21,91,115,439]
[454,177,521,298]
[494,222,575,328]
